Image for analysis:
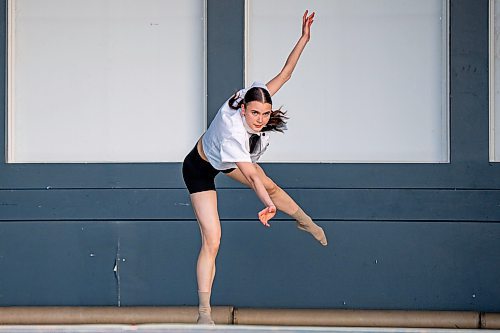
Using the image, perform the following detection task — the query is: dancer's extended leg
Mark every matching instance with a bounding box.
[225,165,327,246]
[190,190,221,324]
[291,206,327,246]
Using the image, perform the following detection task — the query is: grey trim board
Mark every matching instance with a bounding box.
[1,188,499,222]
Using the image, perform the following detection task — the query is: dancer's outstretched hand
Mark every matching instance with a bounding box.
[258,205,276,227]
[302,10,315,41]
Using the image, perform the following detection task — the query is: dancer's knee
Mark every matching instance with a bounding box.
[265,178,279,196]
[202,234,221,256]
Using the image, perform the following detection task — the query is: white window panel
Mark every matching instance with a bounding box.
[246,0,449,163]
[7,0,206,163]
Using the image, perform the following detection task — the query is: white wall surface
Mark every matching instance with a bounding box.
[8,0,205,163]
[246,0,449,163]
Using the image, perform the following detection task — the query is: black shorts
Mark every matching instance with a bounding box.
[182,144,235,194]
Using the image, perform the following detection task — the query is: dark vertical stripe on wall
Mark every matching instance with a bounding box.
[450,0,489,164]
[207,0,245,124]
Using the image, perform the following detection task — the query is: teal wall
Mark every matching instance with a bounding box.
[0,0,499,311]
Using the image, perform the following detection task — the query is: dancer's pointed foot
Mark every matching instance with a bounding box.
[292,207,328,246]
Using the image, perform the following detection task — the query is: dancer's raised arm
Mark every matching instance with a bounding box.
[266,10,315,97]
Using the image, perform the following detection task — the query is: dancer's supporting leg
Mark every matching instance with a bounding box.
[190,190,221,324]
[226,165,327,246]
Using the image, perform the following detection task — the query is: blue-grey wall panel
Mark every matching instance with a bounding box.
[1,163,500,189]
[1,188,499,222]
[1,162,499,189]
[0,222,119,305]
[213,220,500,312]
[1,220,499,311]
[0,163,185,189]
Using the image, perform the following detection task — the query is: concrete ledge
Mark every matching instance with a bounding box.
[0,307,498,329]
[481,313,500,329]
[0,306,233,325]
[234,309,479,329]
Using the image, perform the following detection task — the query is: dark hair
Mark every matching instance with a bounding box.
[228,87,288,133]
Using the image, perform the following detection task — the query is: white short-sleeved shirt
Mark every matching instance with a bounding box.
[202,81,271,170]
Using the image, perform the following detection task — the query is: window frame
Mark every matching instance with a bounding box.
[1,0,499,191]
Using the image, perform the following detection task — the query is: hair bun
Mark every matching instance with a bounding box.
[229,88,246,108]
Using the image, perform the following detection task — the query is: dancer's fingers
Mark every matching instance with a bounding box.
[307,12,315,25]
[258,207,275,227]
[258,210,269,226]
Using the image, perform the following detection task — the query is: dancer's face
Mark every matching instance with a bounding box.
[241,101,272,132]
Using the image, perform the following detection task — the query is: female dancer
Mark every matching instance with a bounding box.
[182,10,327,325]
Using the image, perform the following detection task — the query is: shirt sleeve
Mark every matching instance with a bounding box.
[220,136,252,163]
